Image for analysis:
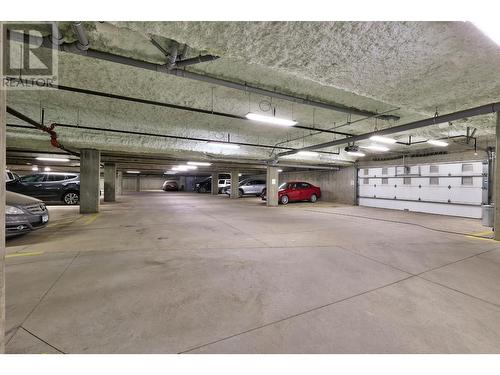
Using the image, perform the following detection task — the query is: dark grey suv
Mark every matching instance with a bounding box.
[6,191,49,237]
[7,172,80,205]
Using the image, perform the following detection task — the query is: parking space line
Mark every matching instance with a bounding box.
[6,251,44,258]
[465,235,496,242]
[83,213,100,225]
[467,230,494,236]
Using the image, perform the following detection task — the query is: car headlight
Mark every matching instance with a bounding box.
[6,205,24,215]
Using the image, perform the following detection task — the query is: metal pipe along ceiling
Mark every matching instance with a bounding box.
[277,102,500,158]
[6,29,399,121]
[5,121,341,156]
[72,22,89,51]
[5,77,355,138]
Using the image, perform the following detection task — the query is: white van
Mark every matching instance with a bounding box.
[218,178,231,192]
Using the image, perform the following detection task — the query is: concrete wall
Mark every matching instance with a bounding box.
[123,176,139,191]
[122,176,186,191]
[140,176,166,190]
[279,166,357,204]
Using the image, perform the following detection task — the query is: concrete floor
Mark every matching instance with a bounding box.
[4,192,500,353]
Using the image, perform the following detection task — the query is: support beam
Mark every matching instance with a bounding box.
[230,171,240,199]
[495,112,500,240]
[104,163,117,202]
[136,175,141,192]
[116,171,123,196]
[80,149,100,214]
[266,166,279,207]
[178,176,186,191]
[0,22,6,354]
[277,102,500,157]
[211,172,219,195]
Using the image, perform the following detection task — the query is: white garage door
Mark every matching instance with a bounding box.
[358,161,487,218]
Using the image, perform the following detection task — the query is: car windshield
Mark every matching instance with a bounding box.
[279,182,290,189]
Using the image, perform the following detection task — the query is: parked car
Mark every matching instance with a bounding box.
[223,178,266,197]
[7,172,80,205]
[162,180,179,191]
[217,178,231,193]
[5,191,49,238]
[5,170,20,182]
[195,177,231,193]
[261,181,321,204]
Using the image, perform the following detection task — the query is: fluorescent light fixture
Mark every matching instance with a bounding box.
[360,144,390,152]
[164,171,177,174]
[473,20,500,46]
[36,157,70,162]
[207,142,240,149]
[238,173,242,177]
[278,169,283,172]
[346,151,366,157]
[31,166,39,171]
[44,167,51,171]
[369,135,397,144]
[126,170,140,174]
[427,139,448,147]
[296,151,319,157]
[187,161,212,166]
[172,165,197,171]
[245,112,297,127]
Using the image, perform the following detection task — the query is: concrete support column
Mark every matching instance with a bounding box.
[116,171,123,196]
[211,172,219,195]
[136,175,141,192]
[266,165,279,207]
[495,112,500,240]
[179,176,186,191]
[80,149,100,214]
[104,163,117,202]
[230,170,240,199]
[0,22,6,353]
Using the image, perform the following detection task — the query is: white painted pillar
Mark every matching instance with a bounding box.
[266,166,279,207]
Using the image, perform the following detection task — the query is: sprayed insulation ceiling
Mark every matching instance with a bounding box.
[6,21,500,165]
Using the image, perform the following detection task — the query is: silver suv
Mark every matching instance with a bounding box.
[224,178,266,197]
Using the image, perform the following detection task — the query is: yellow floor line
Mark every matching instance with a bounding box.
[83,213,100,225]
[468,230,494,236]
[465,235,497,242]
[6,251,44,258]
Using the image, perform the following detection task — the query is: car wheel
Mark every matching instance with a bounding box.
[238,189,244,198]
[280,195,289,205]
[63,191,79,205]
[310,194,317,203]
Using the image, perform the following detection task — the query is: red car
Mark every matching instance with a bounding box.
[262,181,321,204]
